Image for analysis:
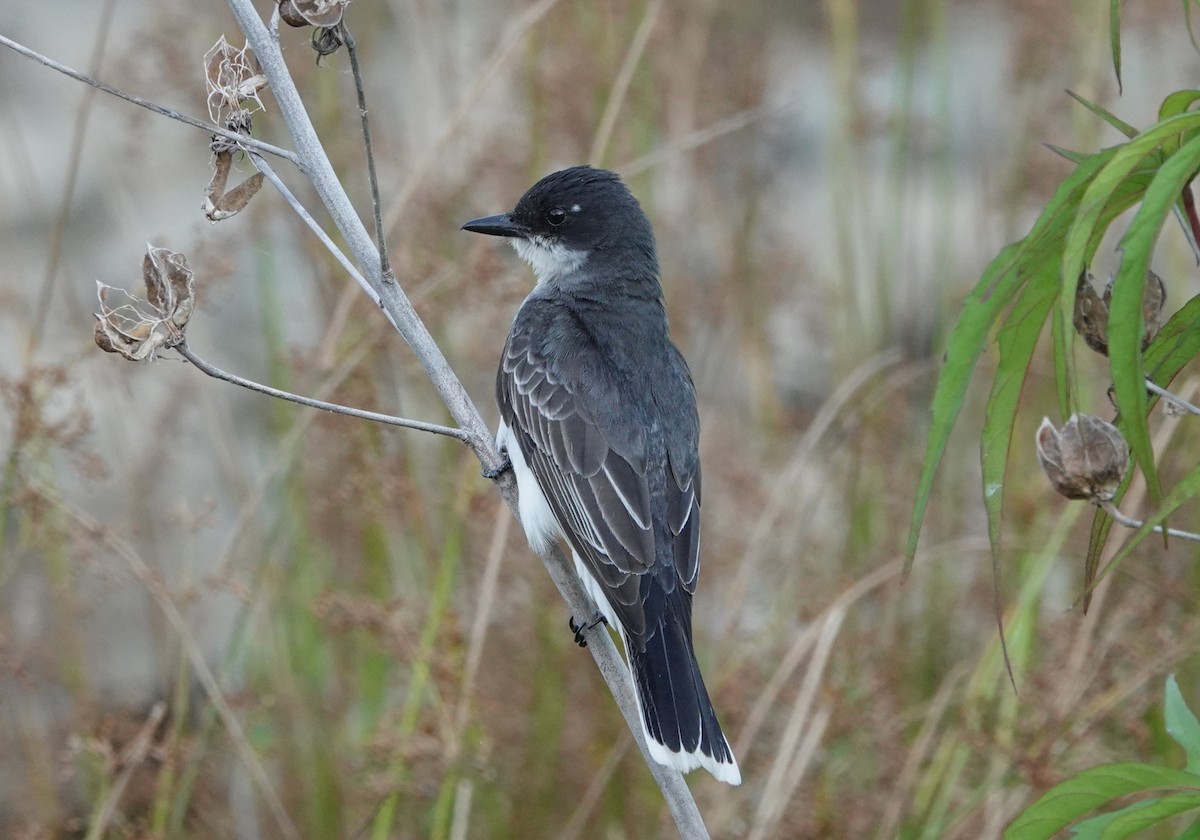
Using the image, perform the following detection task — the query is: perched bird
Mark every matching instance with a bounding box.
[462,166,740,785]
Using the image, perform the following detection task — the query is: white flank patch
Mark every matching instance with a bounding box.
[497,420,560,551]
[510,235,588,284]
[500,420,741,786]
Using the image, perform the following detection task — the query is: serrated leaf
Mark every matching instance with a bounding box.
[1005,763,1200,840]
[1166,675,1200,773]
[1060,113,1200,390]
[1109,133,1200,515]
[906,148,1118,572]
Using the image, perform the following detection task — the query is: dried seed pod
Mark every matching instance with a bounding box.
[94,247,196,361]
[284,0,348,27]
[1125,268,1166,350]
[1075,268,1169,356]
[204,37,267,125]
[1073,270,1109,354]
[278,0,309,27]
[1035,414,1129,502]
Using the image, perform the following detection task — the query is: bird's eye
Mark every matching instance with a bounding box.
[546,207,567,226]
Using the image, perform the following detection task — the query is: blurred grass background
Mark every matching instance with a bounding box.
[1,0,1199,837]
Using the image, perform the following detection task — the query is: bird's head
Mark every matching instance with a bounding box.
[462,166,657,285]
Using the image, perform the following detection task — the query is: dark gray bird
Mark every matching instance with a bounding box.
[462,166,740,785]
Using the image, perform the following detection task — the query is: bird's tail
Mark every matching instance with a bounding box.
[625,619,741,785]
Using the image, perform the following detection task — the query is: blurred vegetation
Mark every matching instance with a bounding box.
[0,1,1199,838]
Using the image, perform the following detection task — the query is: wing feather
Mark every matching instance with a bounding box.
[498,300,702,637]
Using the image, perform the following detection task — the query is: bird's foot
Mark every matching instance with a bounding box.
[482,456,512,481]
[569,612,608,647]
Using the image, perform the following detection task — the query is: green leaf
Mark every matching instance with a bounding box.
[1147,292,1200,385]
[1093,457,1200,590]
[1082,501,1119,613]
[905,148,1117,572]
[1187,0,1200,54]
[1109,0,1123,93]
[1060,113,1200,393]
[1176,815,1200,840]
[980,270,1058,683]
[1159,91,1200,121]
[1047,144,1089,165]
[1082,292,1200,608]
[1070,798,1165,839]
[1109,132,1200,513]
[1005,763,1200,840]
[1098,792,1200,837]
[1158,90,1200,157]
[1067,89,1137,138]
[1166,675,1200,774]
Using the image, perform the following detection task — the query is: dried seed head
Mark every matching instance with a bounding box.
[1035,414,1129,502]
[1074,268,1169,356]
[1073,271,1109,354]
[204,37,267,125]
[94,247,196,361]
[282,0,349,27]
[278,0,309,27]
[1136,269,1167,349]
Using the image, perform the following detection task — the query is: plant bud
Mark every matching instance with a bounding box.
[1035,414,1128,502]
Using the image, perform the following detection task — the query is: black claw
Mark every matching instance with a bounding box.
[569,612,608,647]
[482,456,512,481]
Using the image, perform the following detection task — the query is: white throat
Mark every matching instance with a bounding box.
[511,236,589,284]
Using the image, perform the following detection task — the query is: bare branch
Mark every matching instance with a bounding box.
[223,1,712,833]
[1147,378,1200,418]
[248,152,382,309]
[0,33,299,164]
[1098,499,1200,542]
[340,23,392,279]
[177,341,470,442]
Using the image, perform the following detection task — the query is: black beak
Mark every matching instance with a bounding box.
[461,213,528,238]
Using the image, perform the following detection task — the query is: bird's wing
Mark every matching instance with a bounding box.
[499,322,658,636]
[660,342,703,596]
[666,459,701,595]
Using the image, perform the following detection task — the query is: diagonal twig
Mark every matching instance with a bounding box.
[340,23,392,279]
[177,341,470,441]
[0,33,299,164]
